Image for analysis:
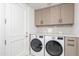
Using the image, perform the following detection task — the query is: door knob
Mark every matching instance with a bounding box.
[26,36,28,37]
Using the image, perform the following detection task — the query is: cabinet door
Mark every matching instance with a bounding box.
[50,5,60,25]
[0,3,5,56]
[35,8,50,26]
[65,37,77,56]
[60,4,74,24]
[41,8,50,25]
[35,10,43,26]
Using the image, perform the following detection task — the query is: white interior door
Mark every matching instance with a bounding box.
[5,3,27,56]
[0,3,5,56]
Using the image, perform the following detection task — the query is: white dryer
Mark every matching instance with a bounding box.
[45,35,64,56]
[30,34,44,56]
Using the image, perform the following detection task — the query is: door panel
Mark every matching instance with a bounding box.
[5,4,27,56]
[0,3,5,56]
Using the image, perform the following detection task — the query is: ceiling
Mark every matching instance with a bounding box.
[27,3,61,9]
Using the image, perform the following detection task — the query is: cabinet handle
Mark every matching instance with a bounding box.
[68,40,74,42]
[59,18,62,23]
[40,20,43,24]
[68,43,74,46]
[5,40,6,45]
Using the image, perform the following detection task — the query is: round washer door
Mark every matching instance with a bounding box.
[31,38,42,52]
[46,40,63,56]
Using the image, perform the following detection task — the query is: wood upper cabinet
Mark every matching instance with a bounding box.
[60,4,74,24]
[65,37,77,56]
[35,3,74,26]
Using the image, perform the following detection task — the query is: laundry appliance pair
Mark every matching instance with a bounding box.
[30,34,64,56]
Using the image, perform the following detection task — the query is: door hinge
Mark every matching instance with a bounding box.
[5,40,6,45]
[5,19,7,24]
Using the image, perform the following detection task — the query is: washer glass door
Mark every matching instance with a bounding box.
[31,38,42,52]
[46,40,63,56]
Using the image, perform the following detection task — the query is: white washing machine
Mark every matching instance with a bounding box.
[30,34,44,56]
[45,35,64,56]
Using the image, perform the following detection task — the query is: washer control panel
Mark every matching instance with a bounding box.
[57,37,63,40]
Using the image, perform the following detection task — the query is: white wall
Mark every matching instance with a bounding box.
[35,3,79,36]
[36,25,73,35]
[27,3,79,36]
[28,6,37,34]
[27,3,74,35]
[27,3,71,35]
[73,4,79,36]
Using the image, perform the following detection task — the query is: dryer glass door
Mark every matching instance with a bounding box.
[31,39,42,52]
[46,40,63,56]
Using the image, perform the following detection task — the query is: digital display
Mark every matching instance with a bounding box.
[39,36,43,38]
[57,37,63,40]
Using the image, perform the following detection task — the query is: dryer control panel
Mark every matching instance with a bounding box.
[39,36,43,38]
